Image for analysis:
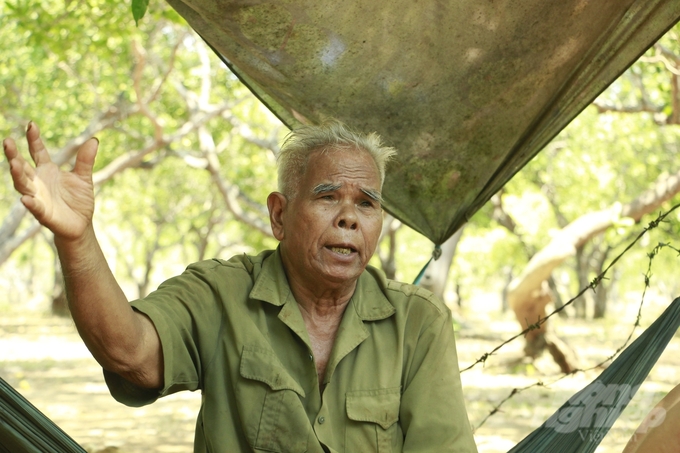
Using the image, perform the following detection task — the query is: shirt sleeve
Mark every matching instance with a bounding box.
[399,307,478,453]
[104,260,226,407]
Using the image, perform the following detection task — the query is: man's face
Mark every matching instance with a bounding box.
[272,148,383,288]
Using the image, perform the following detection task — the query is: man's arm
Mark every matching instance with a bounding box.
[3,122,163,389]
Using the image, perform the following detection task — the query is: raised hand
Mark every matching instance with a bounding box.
[3,122,99,241]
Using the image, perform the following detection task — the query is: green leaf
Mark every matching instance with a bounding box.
[131,0,149,26]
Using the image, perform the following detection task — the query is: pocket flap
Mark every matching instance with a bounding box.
[346,387,401,429]
[239,345,306,397]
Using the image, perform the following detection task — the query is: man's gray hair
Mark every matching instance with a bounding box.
[277,121,396,198]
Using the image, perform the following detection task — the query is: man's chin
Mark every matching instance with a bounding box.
[318,264,365,285]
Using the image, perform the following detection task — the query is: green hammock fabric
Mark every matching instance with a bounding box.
[0,376,86,453]
[1,296,679,452]
[508,296,680,453]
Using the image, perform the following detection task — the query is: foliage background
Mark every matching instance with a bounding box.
[1,0,679,332]
[2,2,680,451]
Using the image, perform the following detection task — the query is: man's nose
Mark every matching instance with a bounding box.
[336,203,358,230]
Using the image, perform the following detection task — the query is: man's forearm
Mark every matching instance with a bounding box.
[56,225,163,388]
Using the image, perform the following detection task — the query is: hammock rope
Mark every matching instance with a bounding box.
[412,244,442,285]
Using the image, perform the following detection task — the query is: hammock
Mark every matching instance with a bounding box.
[0,377,86,453]
[1,296,680,452]
[508,296,680,452]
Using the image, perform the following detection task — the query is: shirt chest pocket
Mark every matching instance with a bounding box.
[345,387,403,453]
[239,345,310,453]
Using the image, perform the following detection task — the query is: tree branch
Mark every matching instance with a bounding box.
[132,40,163,144]
[199,126,274,238]
[508,167,680,310]
[0,219,41,265]
[0,97,136,268]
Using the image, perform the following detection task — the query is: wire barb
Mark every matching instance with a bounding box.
[466,203,680,431]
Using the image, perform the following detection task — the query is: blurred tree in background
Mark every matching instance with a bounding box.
[1,0,679,370]
[0,0,284,311]
[442,25,680,368]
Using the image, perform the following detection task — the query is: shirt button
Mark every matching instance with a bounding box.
[309,353,314,361]
[318,416,325,424]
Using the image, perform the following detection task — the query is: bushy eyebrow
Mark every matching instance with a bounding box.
[361,188,383,204]
[312,183,383,204]
[312,183,342,194]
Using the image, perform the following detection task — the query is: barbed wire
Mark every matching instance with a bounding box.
[464,202,680,431]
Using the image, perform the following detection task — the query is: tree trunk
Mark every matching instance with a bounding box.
[574,245,589,318]
[501,267,513,313]
[377,214,401,280]
[381,227,398,280]
[51,275,70,317]
[547,275,568,319]
[593,284,609,319]
[418,226,465,302]
[592,244,613,319]
[49,243,70,317]
[507,168,680,370]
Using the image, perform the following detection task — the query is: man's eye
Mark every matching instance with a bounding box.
[360,200,375,207]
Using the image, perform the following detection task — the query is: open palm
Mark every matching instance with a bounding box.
[3,122,98,241]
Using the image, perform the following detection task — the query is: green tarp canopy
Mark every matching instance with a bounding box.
[166,0,680,244]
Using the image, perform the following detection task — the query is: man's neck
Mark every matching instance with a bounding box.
[290,283,352,393]
[279,250,359,318]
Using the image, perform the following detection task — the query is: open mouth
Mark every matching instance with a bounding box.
[328,246,355,255]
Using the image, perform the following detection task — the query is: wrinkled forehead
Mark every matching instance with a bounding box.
[304,147,380,185]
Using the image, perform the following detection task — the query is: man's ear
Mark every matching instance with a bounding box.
[267,192,287,241]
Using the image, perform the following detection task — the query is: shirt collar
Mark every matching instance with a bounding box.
[249,247,294,307]
[249,248,396,321]
[352,266,396,320]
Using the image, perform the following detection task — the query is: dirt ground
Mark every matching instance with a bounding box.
[1,297,678,453]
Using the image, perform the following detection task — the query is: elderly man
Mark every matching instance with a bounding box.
[3,121,478,452]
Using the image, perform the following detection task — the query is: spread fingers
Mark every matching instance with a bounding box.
[8,152,37,196]
[72,138,98,178]
[26,122,52,166]
[3,138,19,161]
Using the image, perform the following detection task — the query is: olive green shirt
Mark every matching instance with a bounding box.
[105,249,477,453]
